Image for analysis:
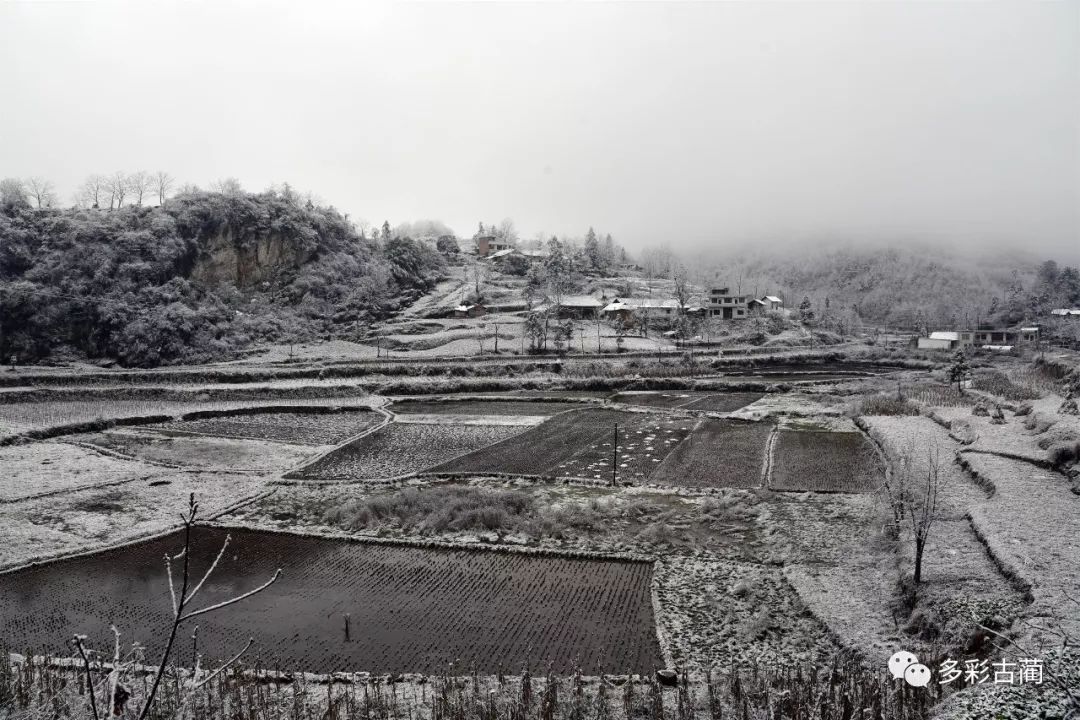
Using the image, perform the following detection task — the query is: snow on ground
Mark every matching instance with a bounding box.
[961,451,1080,650]
[0,472,268,571]
[758,492,901,662]
[654,556,836,669]
[931,393,1080,467]
[859,416,1025,632]
[0,442,165,502]
[392,414,548,427]
[0,397,378,442]
[76,429,326,473]
[729,393,845,423]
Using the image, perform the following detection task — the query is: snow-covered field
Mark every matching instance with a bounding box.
[0,441,166,502]
[0,472,268,571]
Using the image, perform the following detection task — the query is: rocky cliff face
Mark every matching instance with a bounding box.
[190,227,312,288]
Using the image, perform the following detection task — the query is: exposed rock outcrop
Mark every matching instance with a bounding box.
[190,228,312,287]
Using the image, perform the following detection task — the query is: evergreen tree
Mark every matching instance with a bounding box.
[948,348,970,393]
[584,227,602,271]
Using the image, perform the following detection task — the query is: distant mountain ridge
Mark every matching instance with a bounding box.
[726,244,1079,329]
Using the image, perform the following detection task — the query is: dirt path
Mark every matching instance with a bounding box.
[397,266,471,319]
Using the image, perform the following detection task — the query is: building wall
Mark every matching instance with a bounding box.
[917,338,956,350]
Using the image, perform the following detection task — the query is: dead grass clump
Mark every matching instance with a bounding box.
[323,486,535,534]
[904,382,972,407]
[1023,413,1056,434]
[737,607,777,641]
[68,489,130,513]
[855,395,919,416]
[902,607,943,642]
[970,370,1042,401]
[1048,443,1080,468]
[635,522,678,545]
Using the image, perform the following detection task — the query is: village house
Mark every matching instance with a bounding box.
[453,303,487,319]
[475,235,514,257]
[917,326,1040,351]
[600,297,684,326]
[534,295,604,320]
[916,331,962,351]
[707,287,750,320]
[1051,308,1080,319]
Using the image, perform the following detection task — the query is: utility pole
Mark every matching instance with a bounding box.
[611,423,618,487]
[494,323,499,354]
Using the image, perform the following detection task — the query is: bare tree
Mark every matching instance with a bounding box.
[885,441,948,599]
[155,171,175,206]
[209,177,243,195]
[75,175,107,209]
[495,218,518,245]
[127,171,154,206]
[71,494,280,720]
[24,176,56,208]
[107,171,128,209]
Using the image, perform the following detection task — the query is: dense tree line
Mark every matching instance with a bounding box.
[0,183,444,366]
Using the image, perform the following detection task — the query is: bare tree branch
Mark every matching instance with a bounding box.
[180,569,281,622]
[192,638,253,690]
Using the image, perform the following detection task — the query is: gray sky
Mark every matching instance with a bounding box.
[1,1,1077,256]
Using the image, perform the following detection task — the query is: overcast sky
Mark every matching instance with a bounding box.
[1,1,1077,256]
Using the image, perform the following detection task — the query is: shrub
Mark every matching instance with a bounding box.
[856,395,919,416]
[970,370,1042,401]
[1048,443,1080,468]
[1023,413,1056,434]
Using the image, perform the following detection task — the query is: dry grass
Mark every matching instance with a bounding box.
[856,394,920,416]
[324,485,536,534]
[969,370,1042,401]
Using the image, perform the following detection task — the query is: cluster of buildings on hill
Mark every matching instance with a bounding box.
[455,286,787,323]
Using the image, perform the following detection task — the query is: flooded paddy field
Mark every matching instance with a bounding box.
[0,527,663,675]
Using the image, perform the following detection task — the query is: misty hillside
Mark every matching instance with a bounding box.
[0,189,444,366]
[727,245,1080,329]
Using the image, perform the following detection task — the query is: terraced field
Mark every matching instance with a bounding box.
[431,408,692,481]
[432,408,627,476]
[390,400,572,416]
[553,413,696,482]
[154,409,381,446]
[650,420,773,488]
[0,527,663,674]
[292,422,525,480]
[611,392,762,412]
[769,431,883,493]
